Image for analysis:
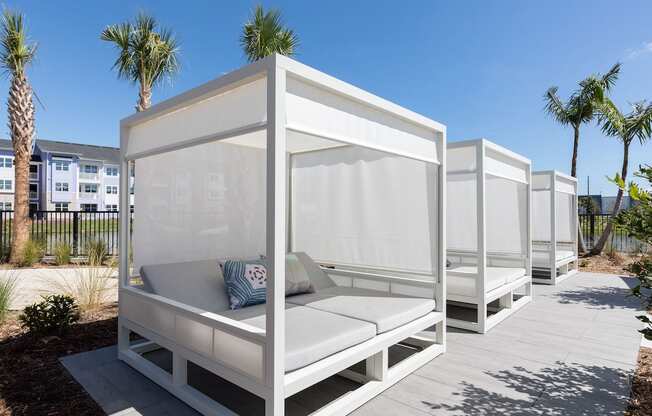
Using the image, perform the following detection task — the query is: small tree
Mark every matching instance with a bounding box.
[613,165,652,340]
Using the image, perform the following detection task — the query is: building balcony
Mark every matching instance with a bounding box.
[79,192,99,200]
[79,172,100,181]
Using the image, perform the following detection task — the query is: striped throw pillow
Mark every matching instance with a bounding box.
[222,260,267,309]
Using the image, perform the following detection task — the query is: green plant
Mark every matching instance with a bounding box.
[613,165,652,340]
[591,101,652,254]
[101,13,180,112]
[86,239,107,266]
[48,260,116,312]
[19,294,80,335]
[0,271,18,323]
[0,9,37,264]
[240,4,298,63]
[53,241,71,265]
[16,238,44,267]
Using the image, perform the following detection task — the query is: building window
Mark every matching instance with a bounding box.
[80,183,98,193]
[54,202,69,212]
[106,204,118,212]
[55,182,69,192]
[81,203,97,212]
[0,157,12,168]
[54,160,70,171]
[0,179,12,191]
[83,164,98,174]
[106,185,118,194]
[106,167,118,176]
[1,202,11,210]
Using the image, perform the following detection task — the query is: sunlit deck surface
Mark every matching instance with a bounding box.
[62,272,643,415]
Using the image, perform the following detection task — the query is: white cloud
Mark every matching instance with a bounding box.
[625,41,652,60]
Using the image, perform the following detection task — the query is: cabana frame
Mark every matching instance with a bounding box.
[531,170,579,285]
[118,54,446,416]
[446,139,532,333]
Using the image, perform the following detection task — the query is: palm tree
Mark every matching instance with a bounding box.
[240,5,298,63]
[0,10,36,264]
[544,63,621,177]
[544,63,620,253]
[590,100,652,254]
[101,13,179,112]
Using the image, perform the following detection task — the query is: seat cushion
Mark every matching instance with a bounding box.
[221,304,376,372]
[286,286,436,334]
[447,266,525,297]
[532,250,575,267]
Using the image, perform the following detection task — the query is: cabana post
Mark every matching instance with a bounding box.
[531,170,579,285]
[118,54,446,416]
[446,139,532,333]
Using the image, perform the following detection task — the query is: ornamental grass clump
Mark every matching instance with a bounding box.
[0,271,18,323]
[53,241,71,265]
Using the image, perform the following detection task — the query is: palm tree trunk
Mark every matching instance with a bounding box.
[571,124,588,253]
[591,140,630,255]
[571,125,580,177]
[7,74,35,264]
[137,83,152,112]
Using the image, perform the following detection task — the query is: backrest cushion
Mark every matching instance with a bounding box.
[140,259,230,312]
[293,252,336,290]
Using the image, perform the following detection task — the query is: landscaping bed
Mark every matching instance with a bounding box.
[627,347,652,416]
[0,304,117,416]
[579,252,642,275]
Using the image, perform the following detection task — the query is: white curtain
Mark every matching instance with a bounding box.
[447,173,478,251]
[133,141,267,269]
[556,191,574,242]
[485,176,528,254]
[291,146,438,274]
[532,190,551,242]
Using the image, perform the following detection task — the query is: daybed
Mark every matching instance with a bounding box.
[118,54,446,416]
[446,139,533,333]
[531,170,579,284]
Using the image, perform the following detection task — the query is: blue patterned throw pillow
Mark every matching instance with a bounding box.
[222,260,267,309]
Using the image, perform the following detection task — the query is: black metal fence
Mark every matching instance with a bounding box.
[579,213,648,253]
[0,210,132,257]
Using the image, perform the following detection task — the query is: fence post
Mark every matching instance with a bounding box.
[72,211,79,256]
[589,214,595,249]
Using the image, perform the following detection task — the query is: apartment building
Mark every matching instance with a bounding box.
[0,139,133,212]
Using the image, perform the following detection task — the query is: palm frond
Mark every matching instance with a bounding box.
[101,13,179,87]
[601,62,621,92]
[627,101,652,144]
[543,87,571,125]
[0,9,36,76]
[597,97,626,139]
[240,4,298,62]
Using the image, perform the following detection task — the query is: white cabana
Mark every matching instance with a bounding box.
[446,139,532,333]
[531,170,579,285]
[118,54,446,416]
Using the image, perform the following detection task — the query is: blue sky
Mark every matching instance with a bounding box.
[5,1,652,194]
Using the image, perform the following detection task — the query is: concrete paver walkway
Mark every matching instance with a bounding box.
[61,272,643,415]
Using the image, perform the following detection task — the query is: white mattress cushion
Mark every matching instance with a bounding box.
[286,286,436,334]
[532,250,575,267]
[447,266,526,298]
[221,303,376,372]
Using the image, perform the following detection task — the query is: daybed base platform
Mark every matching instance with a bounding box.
[446,268,532,333]
[532,251,578,285]
[119,282,444,416]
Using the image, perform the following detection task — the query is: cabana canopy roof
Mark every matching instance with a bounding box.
[121,54,445,164]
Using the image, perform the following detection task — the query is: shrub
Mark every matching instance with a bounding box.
[0,272,18,323]
[613,165,652,340]
[86,239,107,266]
[53,242,72,265]
[16,239,45,267]
[19,294,80,335]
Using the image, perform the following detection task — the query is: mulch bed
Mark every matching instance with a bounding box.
[0,304,117,416]
[627,347,652,416]
[578,252,641,275]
